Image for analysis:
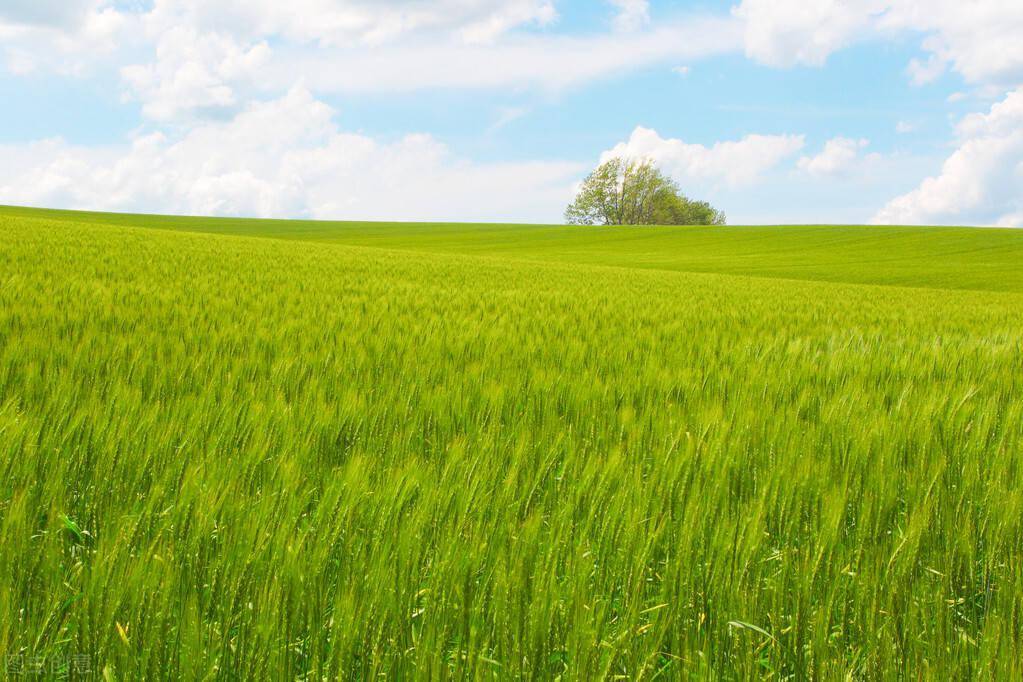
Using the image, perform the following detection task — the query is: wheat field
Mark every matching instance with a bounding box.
[2,207,1022,678]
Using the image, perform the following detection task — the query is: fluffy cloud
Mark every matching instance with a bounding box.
[0,0,129,75]
[603,126,805,187]
[878,0,1023,87]
[0,0,561,87]
[609,0,651,32]
[733,0,1023,87]
[8,1,1023,95]
[873,88,1023,226]
[732,0,880,68]
[94,2,739,121]
[115,0,563,121]
[798,137,871,177]
[0,88,582,222]
[121,27,271,121]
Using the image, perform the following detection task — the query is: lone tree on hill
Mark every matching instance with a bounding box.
[565,157,725,226]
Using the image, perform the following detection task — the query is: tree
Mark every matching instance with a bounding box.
[565,158,725,226]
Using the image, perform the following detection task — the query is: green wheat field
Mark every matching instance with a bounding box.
[2,205,1023,679]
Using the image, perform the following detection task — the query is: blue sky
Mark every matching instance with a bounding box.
[1,0,1021,225]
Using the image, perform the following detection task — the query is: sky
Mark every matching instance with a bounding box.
[0,0,1021,226]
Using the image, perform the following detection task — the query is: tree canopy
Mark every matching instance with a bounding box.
[565,158,725,226]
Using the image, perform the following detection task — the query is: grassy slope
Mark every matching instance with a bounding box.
[2,208,1023,678]
[5,204,1023,293]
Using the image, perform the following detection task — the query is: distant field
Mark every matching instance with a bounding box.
[2,206,1022,678]
[7,204,1023,292]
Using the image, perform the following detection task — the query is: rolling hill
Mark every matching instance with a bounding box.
[6,205,1023,292]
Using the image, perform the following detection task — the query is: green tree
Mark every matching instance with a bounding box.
[566,158,725,226]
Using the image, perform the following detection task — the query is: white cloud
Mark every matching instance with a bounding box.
[258,18,740,96]
[896,121,915,134]
[105,7,739,120]
[106,0,561,121]
[874,87,1023,226]
[609,0,650,32]
[733,0,1023,87]
[906,53,946,85]
[732,0,881,68]
[878,0,1023,87]
[0,1,130,75]
[672,65,690,76]
[0,87,582,223]
[0,0,562,81]
[798,137,870,177]
[7,0,1022,98]
[0,3,730,105]
[602,126,805,187]
[121,27,271,121]
[146,0,559,47]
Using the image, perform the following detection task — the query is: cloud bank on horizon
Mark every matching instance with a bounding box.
[0,0,1021,226]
